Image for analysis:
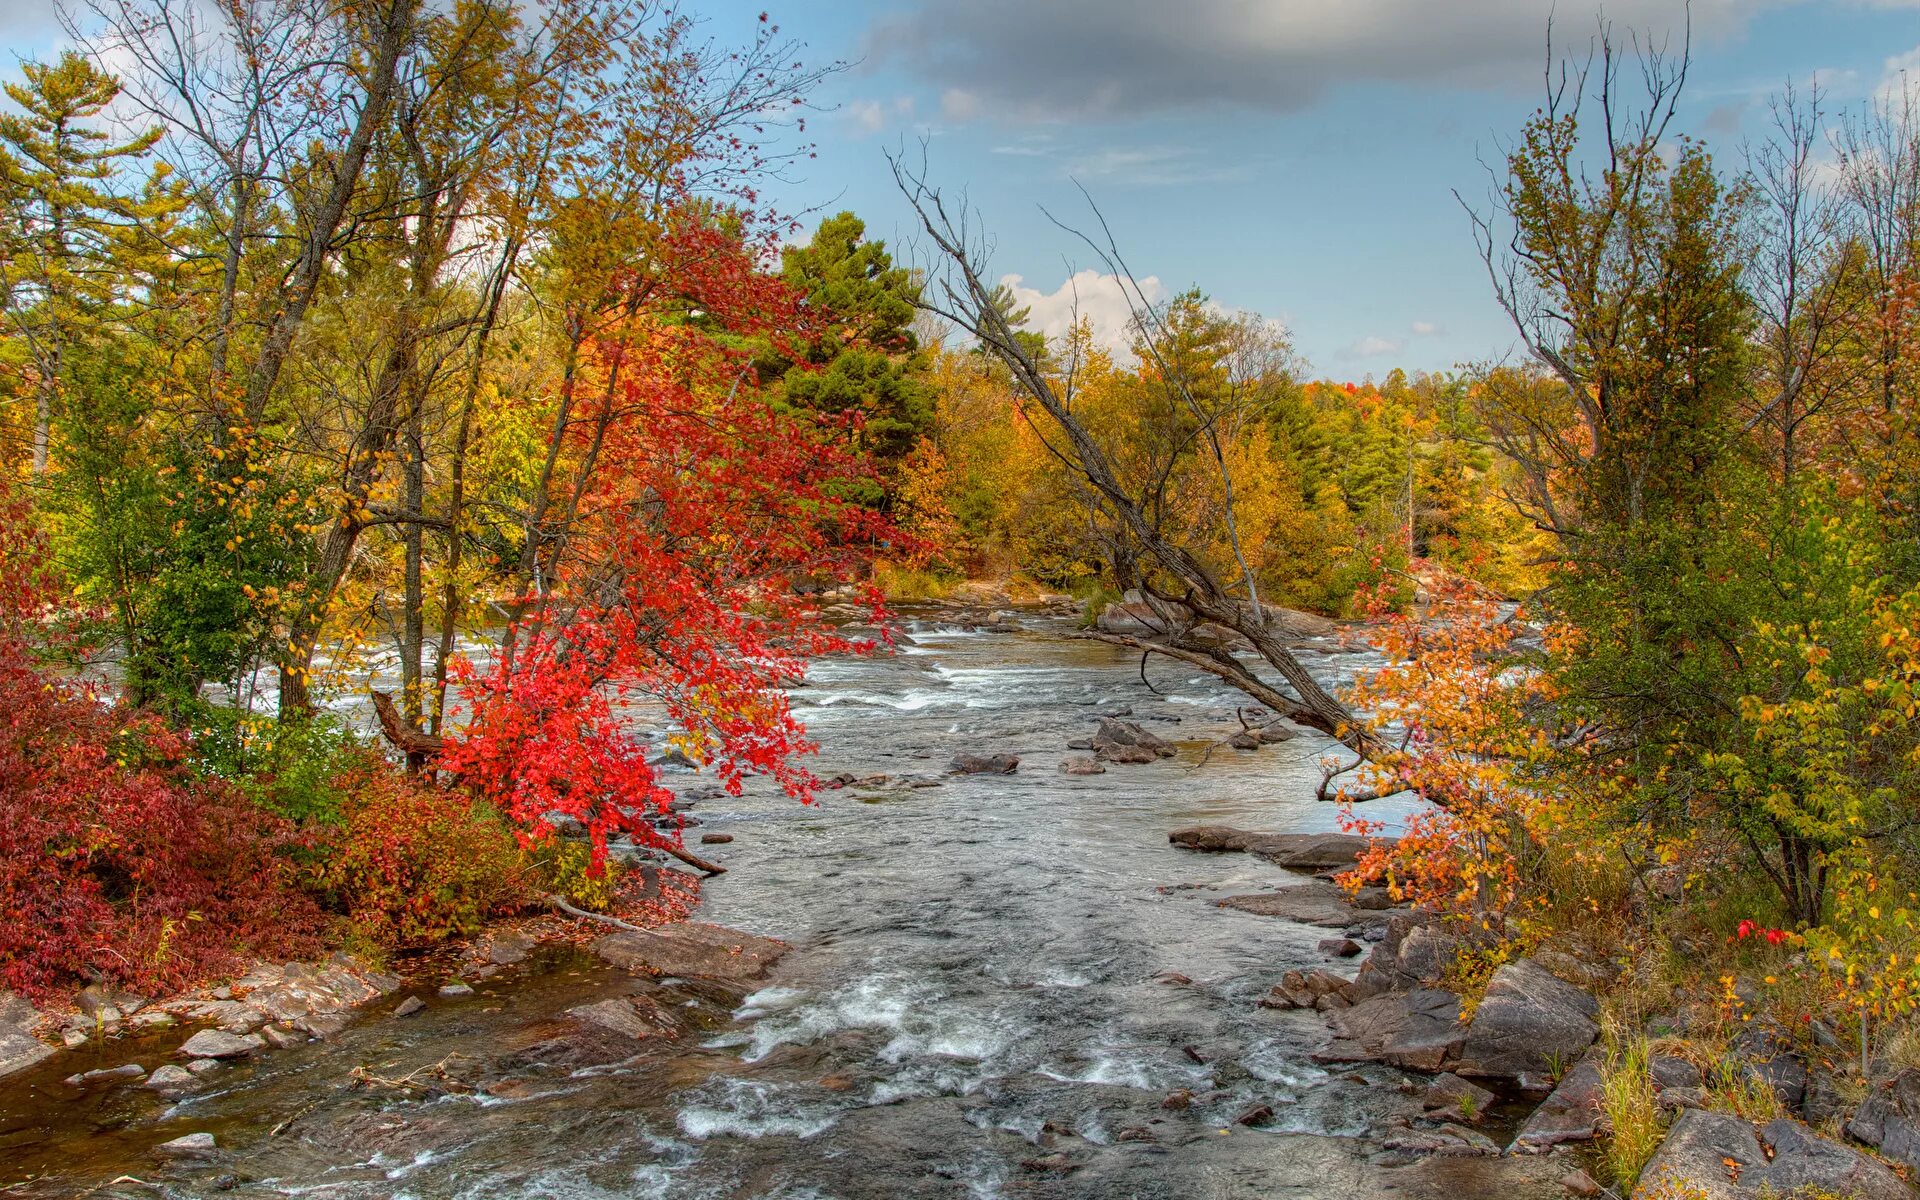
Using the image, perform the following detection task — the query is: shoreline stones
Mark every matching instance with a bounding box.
[1633,1110,1910,1200]
[592,922,788,982]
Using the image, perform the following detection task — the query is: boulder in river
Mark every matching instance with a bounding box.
[1216,881,1373,929]
[144,1064,200,1096]
[592,922,788,982]
[1453,958,1598,1081]
[949,753,1019,775]
[1091,717,1175,762]
[1166,826,1380,869]
[1057,755,1105,775]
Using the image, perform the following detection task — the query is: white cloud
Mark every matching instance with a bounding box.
[842,95,916,136]
[1879,45,1920,106]
[1345,335,1405,359]
[999,269,1167,358]
[1410,320,1443,337]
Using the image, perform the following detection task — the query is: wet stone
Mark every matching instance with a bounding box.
[146,1064,201,1096]
[156,1132,217,1159]
[438,981,475,999]
[176,1029,264,1059]
[393,996,426,1018]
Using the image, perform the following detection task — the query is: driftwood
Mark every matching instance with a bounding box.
[371,690,445,760]
[660,842,727,876]
[544,893,646,931]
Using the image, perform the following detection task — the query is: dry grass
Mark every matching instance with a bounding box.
[1600,1018,1665,1190]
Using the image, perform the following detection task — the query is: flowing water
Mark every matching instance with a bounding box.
[0,614,1566,1199]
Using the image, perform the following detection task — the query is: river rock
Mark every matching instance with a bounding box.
[1317,987,1465,1072]
[1259,968,1352,1010]
[1256,721,1301,743]
[156,1132,218,1159]
[1226,730,1261,750]
[1168,825,1266,851]
[567,995,680,1040]
[1092,717,1175,761]
[0,990,39,1031]
[1319,938,1363,958]
[1635,1110,1910,1200]
[480,931,538,965]
[592,922,788,982]
[177,1029,265,1059]
[1057,755,1105,775]
[0,1030,54,1080]
[1348,917,1457,999]
[393,996,426,1017]
[949,753,1019,775]
[1454,959,1598,1081]
[64,1062,145,1087]
[1510,1053,1606,1150]
[1254,833,1376,869]
[145,1064,201,1096]
[1423,1073,1498,1123]
[1216,881,1367,928]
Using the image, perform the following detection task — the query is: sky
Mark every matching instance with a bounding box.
[6,0,1920,380]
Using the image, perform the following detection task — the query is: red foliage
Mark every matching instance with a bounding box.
[0,478,322,1003]
[440,215,899,867]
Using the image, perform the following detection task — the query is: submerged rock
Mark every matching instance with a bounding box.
[1057,755,1105,775]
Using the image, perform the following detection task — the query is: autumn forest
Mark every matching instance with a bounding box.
[3,1,1920,1197]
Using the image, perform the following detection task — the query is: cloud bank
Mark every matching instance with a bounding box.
[865,0,1797,121]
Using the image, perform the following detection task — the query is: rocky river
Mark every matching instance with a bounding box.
[0,611,1582,1199]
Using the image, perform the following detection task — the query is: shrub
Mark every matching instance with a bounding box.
[188,706,368,826]
[0,663,325,1002]
[317,768,530,949]
[527,837,625,911]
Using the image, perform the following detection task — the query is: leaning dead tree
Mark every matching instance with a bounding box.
[890,153,1392,769]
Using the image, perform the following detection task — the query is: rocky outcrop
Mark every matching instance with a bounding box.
[1848,1067,1920,1173]
[1510,1052,1607,1151]
[1422,1073,1498,1124]
[1453,959,1599,1080]
[1634,1110,1910,1200]
[591,922,788,982]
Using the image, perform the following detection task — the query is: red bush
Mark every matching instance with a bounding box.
[0,662,326,1003]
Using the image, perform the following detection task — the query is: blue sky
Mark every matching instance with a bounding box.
[700,0,1920,380]
[7,0,1918,380]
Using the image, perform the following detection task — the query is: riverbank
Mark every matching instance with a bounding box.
[0,609,1769,1198]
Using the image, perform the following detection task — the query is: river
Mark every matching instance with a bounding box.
[0,612,1571,1199]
